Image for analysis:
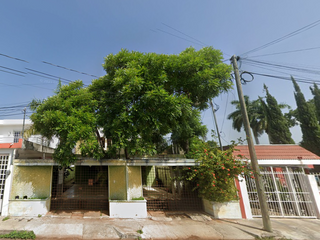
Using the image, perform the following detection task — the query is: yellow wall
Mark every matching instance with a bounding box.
[10,166,52,199]
[128,166,142,199]
[109,166,126,200]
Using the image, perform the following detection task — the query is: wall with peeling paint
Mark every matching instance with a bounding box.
[109,166,126,200]
[128,166,142,199]
[10,166,52,199]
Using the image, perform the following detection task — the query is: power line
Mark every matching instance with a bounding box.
[0,53,28,63]
[0,69,25,77]
[248,46,320,58]
[240,18,320,57]
[155,28,204,46]
[161,22,208,46]
[249,71,320,85]
[241,58,320,76]
[42,61,99,78]
[0,65,27,75]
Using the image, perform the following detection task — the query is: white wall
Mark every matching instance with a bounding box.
[0,119,58,148]
[0,119,32,143]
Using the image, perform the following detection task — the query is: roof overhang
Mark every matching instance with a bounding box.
[13,158,199,166]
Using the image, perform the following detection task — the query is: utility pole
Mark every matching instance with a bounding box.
[21,107,26,140]
[231,55,272,232]
[210,100,223,151]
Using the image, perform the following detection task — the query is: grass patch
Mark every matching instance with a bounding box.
[2,216,9,221]
[137,229,143,234]
[132,197,144,200]
[0,230,36,239]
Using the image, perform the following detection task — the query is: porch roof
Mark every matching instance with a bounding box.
[13,158,199,166]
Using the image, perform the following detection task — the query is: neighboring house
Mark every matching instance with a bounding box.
[0,119,56,216]
[233,144,320,170]
[233,145,320,219]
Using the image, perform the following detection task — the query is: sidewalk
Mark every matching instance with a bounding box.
[0,211,319,239]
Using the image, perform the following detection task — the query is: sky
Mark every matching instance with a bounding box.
[1,1,320,146]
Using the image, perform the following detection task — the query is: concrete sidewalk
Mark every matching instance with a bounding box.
[0,211,319,239]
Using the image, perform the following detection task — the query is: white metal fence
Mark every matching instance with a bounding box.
[245,167,316,218]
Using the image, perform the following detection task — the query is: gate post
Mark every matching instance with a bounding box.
[306,175,320,218]
[238,176,252,219]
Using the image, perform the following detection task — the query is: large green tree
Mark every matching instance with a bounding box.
[227,95,266,144]
[292,77,320,155]
[260,84,294,144]
[90,47,232,157]
[310,83,320,123]
[30,81,104,166]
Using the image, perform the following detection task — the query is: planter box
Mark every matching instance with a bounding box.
[109,200,147,218]
[9,197,51,216]
[203,199,242,219]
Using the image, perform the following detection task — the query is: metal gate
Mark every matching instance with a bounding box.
[51,166,109,211]
[246,167,316,218]
[142,166,202,211]
[0,155,9,213]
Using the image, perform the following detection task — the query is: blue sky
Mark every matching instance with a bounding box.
[2,1,320,145]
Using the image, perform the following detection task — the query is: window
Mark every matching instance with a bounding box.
[13,131,21,143]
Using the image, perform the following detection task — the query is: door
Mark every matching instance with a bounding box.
[0,155,9,213]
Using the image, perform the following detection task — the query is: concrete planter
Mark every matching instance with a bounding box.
[203,199,242,219]
[109,200,147,218]
[8,197,51,216]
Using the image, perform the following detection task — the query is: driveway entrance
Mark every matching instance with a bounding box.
[51,166,108,211]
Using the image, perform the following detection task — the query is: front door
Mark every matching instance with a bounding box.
[0,155,9,214]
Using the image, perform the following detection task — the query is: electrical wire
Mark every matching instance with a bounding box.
[155,28,204,46]
[0,53,28,63]
[241,58,320,76]
[161,22,208,46]
[248,46,320,58]
[240,18,320,57]
[0,69,25,77]
[42,61,99,78]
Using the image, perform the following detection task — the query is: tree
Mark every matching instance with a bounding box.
[90,47,232,157]
[310,83,320,123]
[29,81,104,166]
[171,109,208,153]
[260,84,294,144]
[292,77,320,155]
[227,96,266,144]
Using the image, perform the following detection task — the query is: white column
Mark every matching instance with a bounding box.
[307,175,320,218]
[238,175,253,219]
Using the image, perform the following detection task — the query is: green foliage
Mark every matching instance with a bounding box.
[132,197,144,200]
[0,230,36,239]
[310,83,320,123]
[136,229,143,234]
[171,109,208,153]
[261,84,294,144]
[292,77,320,155]
[2,216,9,221]
[183,139,251,202]
[90,47,232,157]
[30,81,104,166]
[228,95,266,144]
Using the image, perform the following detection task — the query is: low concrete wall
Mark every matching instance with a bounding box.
[109,200,147,218]
[203,199,242,219]
[10,166,52,199]
[9,198,51,216]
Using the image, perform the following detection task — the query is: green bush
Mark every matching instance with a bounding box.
[0,230,36,239]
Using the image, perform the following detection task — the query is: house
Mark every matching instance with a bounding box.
[233,144,320,219]
[0,119,202,218]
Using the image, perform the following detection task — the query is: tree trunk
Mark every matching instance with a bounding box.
[253,131,260,145]
[125,147,129,159]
